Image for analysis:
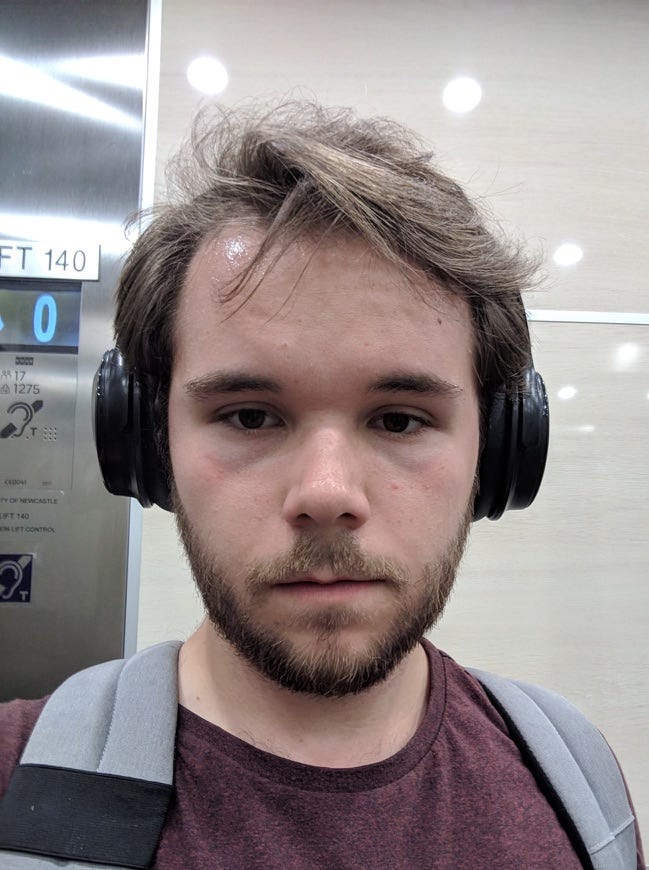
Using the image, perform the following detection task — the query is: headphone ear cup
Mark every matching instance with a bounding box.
[93,349,173,511]
[474,367,549,521]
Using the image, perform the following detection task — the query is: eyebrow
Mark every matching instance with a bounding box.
[369,372,463,398]
[183,371,281,399]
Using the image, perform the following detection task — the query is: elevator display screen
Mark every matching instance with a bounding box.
[0,281,82,353]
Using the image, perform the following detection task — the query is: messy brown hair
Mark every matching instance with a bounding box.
[115,100,536,415]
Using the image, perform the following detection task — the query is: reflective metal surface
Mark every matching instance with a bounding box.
[0,0,152,699]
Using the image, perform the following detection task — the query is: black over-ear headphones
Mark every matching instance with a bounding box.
[93,348,549,521]
[93,349,173,512]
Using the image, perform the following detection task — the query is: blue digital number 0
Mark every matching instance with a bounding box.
[33,294,57,343]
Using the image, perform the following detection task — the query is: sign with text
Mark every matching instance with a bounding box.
[0,352,77,490]
[0,240,100,281]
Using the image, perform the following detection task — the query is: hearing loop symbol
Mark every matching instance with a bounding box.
[0,555,32,601]
[0,399,44,439]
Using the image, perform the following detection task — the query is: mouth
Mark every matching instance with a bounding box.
[273,575,383,599]
[276,574,372,586]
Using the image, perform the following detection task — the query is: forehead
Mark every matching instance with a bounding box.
[174,231,475,384]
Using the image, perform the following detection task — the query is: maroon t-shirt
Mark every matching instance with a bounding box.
[0,641,644,869]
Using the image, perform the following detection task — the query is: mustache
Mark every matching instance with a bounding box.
[244,532,409,590]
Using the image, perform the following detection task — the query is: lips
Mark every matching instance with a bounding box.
[276,575,369,586]
[271,576,383,600]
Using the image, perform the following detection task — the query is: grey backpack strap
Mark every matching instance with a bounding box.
[468,668,637,870]
[0,641,182,869]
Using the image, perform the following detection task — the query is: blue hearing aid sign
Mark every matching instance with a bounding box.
[0,554,33,603]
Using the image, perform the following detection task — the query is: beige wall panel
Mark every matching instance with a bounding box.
[138,506,199,648]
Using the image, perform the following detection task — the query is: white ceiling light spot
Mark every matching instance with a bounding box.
[442,77,482,113]
[553,242,583,267]
[613,342,641,371]
[558,386,577,400]
[577,424,595,433]
[186,56,228,95]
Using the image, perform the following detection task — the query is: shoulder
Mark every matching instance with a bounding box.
[0,641,181,796]
[424,640,595,735]
[0,697,48,799]
[426,640,609,757]
[421,639,514,736]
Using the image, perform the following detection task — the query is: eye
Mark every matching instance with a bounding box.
[370,411,430,434]
[217,408,283,430]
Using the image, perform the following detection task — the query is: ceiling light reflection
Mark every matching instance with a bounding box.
[558,386,577,400]
[613,342,641,371]
[186,56,229,95]
[0,54,140,131]
[553,243,583,267]
[442,77,482,113]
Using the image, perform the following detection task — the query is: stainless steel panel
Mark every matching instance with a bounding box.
[0,0,152,699]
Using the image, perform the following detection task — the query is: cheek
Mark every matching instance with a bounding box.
[384,450,475,544]
[167,416,221,519]
[170,438,278,538]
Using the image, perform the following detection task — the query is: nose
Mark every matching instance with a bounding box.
[281,426,371,531]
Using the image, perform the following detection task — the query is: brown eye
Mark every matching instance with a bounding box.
[381,412,412,433]
[235,409,268,429]
[215,406,283,431]
[369,411,431,435]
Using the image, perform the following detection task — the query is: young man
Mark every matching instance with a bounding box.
[0,102,644,868]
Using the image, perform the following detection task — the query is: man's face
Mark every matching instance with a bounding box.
[168,232,480,696]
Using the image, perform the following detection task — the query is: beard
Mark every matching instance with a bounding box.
[175,497,472,698]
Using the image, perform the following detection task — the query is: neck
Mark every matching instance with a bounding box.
[178,619,430,767]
